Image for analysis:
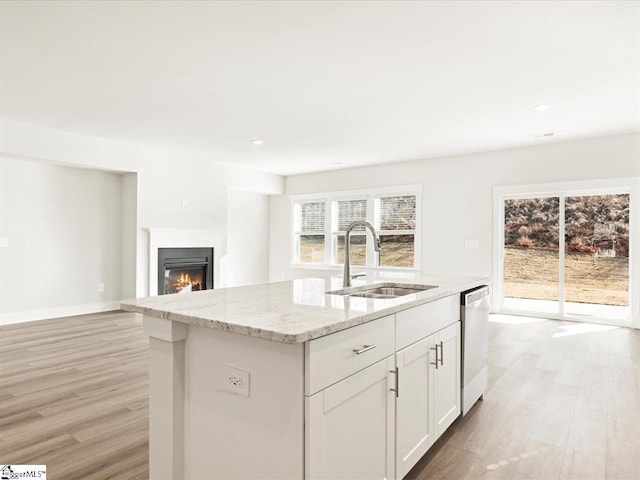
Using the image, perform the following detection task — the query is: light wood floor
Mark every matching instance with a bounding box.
[0,311,149,479]
[407,315,640,480]
[1,311,639,479]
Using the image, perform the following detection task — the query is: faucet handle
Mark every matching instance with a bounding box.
[351,272,366,279]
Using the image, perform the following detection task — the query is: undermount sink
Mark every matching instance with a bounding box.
[350,286,428,299]
[327,282,438,299]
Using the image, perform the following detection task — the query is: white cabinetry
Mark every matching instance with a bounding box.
[433,321,461,440]
[395,314,461,478]
[306,356,396,480]
[141,282,485,480]
[395,337,433,479]
[305,314,395,395]
[305,314,396,479]
[306,295,461,480]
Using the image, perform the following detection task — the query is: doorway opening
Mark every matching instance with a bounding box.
[494,179,639,327]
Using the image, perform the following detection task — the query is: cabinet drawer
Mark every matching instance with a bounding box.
[396,295,459,350]
[305,315,395,395]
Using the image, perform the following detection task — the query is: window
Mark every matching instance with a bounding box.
[292,186,420,269]
[376,195,416,268]
[293,201,326,264]
[334,199,368,265]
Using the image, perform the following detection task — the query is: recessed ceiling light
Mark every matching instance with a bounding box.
[251,139,264,146]
[533,132,555,138]
[534,104,550,112]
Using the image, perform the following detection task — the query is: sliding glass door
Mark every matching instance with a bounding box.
[503,196,560,314]
[563,194,629,321]
[500,191,631,325]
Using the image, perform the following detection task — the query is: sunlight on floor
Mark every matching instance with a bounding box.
[489,313,547,325]
[503,297,629,321]
[490,313,621,337]
[552,322,618,338]
[486,448,544,471]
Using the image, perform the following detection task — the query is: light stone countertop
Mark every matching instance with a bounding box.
[120,273,490,344]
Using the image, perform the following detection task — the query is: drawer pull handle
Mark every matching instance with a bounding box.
[431,345,439,369]
[353,344,376,355]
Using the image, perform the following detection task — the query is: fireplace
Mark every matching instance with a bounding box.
[158,247,214,295]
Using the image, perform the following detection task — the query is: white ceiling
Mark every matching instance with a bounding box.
[1,1,638,176]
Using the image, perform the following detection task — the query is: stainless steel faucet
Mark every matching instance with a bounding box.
[343,221,381,288]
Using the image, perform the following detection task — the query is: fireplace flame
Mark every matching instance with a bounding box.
[173,272,193,293]
[165,268,204,294]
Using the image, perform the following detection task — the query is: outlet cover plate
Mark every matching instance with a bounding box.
[223,364,250,397]
[464,239,479,249]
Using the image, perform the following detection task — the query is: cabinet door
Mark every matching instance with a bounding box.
[395,337,433,480]
[306,356,395,480]
[432,321,461,440]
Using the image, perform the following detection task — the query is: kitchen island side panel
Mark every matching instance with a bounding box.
[185,324,305,479]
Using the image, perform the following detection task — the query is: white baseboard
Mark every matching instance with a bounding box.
[0,301,121,325]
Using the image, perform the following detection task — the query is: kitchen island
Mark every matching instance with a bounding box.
[121,274,488,480]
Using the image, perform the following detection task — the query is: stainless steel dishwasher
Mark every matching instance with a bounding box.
[461,285,489,416]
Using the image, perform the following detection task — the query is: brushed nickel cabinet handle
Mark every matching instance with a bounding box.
[353,344,376,355]
[430,345,439,369]
[390,367,399,397]
[439,341,444,366]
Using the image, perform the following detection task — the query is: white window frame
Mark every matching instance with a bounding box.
[291,184,422,271]
[331,195,371,267]
[292,199,327,265]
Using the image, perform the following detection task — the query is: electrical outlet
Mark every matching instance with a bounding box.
[464,239,479,249]
[98,283,105,292]
[223,365,250,397]
[182,197,189,206]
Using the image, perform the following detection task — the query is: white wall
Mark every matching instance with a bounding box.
[0,157,124,322]
[133,148,282,296]
[269,133,640,281]
[222,188,270,287]
[0,119,284,321]
[120,172,138,299]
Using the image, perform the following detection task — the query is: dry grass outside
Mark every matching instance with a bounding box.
[504,246,629,306]
[300,240,627,305]
[380,241,415,267]
[299,237,414,267]
[299,235,325,263]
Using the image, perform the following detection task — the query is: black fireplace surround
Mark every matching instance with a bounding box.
[158,247,214,295]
